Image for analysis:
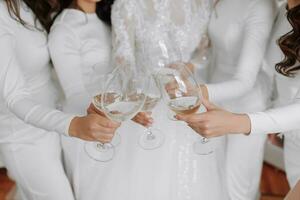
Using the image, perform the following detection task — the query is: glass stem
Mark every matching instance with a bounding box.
[201,137,209,144]
[146,126,155,140]
[96,142,112,150]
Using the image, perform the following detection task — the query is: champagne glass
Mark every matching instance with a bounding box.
[92,93,121,146]
[85,67,148,162]
[102,67,148,149]
[157,62,213,155]
[84,64,120,162]
[138,74,165,150]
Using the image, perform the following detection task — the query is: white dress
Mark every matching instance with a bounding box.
[48,9,113,199]
[249,4,300,188]
[110,0,228,200]
[49,6,227,200]
[0,1,75,200]
[207,0,277,199]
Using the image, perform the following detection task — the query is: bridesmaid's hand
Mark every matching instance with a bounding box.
[132,112,153,127]
[87,103,105,116]
[185,62,195,73]
[200,85,209,100]
[69,114,121,143]
[176,99,251,138]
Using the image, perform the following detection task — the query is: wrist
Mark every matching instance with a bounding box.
[186,62,195,73]
[69,116,80,137]
[231,114,251,135]
[200,85,209,100]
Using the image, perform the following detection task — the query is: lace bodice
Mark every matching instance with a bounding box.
[111,0,214,72]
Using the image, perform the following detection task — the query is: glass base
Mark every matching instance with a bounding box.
[84,142,115,162]
[111,133,121,147]
[193,138,214,155]
[139,128,165,150]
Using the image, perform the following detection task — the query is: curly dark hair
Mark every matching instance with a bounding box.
[276,4,300,77]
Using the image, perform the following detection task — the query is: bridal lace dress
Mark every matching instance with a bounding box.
[107,0,227,199]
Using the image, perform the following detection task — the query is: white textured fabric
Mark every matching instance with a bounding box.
[112,0,213,73]
[284,135,300,188]
[0,1,74,200]
[248,4,300,136]
[49,9,112,115]
[110,1,229,200]
[48,9,113,199]
[0,134,74,200]
[47,3,228,200]
[207,0,277,199]
[0,2,74,138]
[207,0,277,107]
[248,4,300,188]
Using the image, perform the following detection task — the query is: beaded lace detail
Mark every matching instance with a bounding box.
[112,0,213,72]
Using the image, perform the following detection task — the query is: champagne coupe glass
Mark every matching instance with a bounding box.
[138,74,165,150]
[157,62,213,155]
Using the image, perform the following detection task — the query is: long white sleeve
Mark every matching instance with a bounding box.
[0,24,74,136]
[248,89,300,135]
[206,0,276,103]
[49,23,91,114]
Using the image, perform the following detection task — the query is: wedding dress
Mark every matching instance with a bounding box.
[105,0,227,199]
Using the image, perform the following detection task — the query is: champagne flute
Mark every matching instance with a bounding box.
[138,74,165,150]
[157,62,214,155]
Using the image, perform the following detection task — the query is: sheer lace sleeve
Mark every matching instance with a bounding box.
[111,0,137,70]
[190,33,211,83]
[0,23,74,136]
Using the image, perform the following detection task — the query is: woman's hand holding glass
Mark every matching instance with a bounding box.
[69,113,121,143]
[84,67,149,161]
[176,98,251,138]
[136,75,165,150]
[157,62,214,155]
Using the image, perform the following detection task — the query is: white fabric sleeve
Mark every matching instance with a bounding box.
[248,89,300,135]
[48,23,91,114]
[206,0,277,103]
[111,0,136,70]
[0,24,74,136]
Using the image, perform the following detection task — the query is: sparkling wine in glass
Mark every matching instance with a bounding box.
[85,67,148,162]
[157,62,213,155]
[92,94,121,146]
[84,64,120,162]
[138,75,165,150]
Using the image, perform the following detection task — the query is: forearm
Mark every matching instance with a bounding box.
[8,96,75,136]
